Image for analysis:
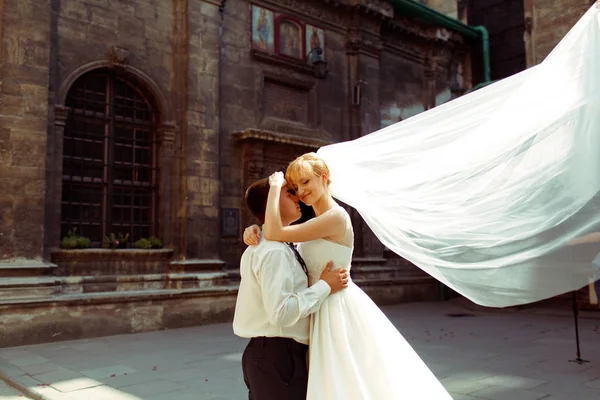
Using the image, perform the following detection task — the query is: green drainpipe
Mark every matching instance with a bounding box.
[389,0,493,88]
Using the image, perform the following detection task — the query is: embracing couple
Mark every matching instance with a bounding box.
[233,153,452,400]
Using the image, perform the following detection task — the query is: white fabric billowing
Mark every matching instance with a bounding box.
[318,5,600,307]
[299,239,452,400]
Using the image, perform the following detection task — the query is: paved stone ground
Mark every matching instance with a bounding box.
[2,301,600,400]
[0,379,29,399]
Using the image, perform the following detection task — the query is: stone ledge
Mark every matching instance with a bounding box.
[170,258,226,271]
[0,260,57,269]
[0,286,238,308]
[0,260,57,278]
[0,289,238,348]
[233,128,331,149]
[51,248,174,262]
[251,49,317,76]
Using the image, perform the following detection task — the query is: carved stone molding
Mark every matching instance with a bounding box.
[157,122,177,157]
[233,128,331,150]
[251,50,317,77]
[345,33,383,58]
[54,105,70,127]
[57,61,174,122]
[108,45,130,67]
[350,0,394,19]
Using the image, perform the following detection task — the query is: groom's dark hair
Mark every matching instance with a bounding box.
[244,178,270,224]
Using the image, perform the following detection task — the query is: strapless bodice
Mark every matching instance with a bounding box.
[297,239,353,286]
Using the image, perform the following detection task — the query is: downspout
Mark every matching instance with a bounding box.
[470,25,493,91]
[389,0,493,88]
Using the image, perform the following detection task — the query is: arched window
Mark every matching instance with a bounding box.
[61,70,158,246]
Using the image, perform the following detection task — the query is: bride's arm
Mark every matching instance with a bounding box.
[264,173,345,243]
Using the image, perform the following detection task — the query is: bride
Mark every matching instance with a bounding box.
[243,152,452,400]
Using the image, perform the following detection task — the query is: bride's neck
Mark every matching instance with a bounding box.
[313,193,336,216]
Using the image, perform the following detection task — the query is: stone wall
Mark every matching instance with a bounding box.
[0,0,51,261]
[41,0,223,262]
[426,0,459,19]
[525,0,594,66]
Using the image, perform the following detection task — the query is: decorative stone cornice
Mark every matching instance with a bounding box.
[232,128,331,150]
[348,0,394,19]
[251,50,316,76]
[345,30,383,57]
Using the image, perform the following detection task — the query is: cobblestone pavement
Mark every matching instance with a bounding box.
[2,301,600,399]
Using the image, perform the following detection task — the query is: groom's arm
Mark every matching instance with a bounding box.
[255,248,331,328]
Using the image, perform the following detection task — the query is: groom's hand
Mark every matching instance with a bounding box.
[320,261,349,294]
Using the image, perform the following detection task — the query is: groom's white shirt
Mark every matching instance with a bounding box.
[233,234,331,345]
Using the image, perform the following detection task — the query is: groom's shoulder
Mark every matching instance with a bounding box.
[247,238,288,257]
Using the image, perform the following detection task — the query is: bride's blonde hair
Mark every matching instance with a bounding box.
[285,152,331,187]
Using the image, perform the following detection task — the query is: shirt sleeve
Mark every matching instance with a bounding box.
[255,248,331,328]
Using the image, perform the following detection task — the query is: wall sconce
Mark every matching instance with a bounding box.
[307,47,328,79]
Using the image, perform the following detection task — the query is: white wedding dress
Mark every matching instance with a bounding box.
[299,238,453,399]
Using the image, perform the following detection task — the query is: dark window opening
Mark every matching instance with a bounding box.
[61,70,159,247]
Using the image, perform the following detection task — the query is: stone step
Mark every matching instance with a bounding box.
[0,285,240,348]
[0,277,60,300]
[60,272,230,294]
[0,260,57,278]
[0,285,239,307]
[0,271,231,300]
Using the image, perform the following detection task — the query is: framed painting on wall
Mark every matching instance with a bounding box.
[306,24,325,60]
[251,5,275,53]
[276,18,303,59]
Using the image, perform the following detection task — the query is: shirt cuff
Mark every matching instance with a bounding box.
[311,279,332,298]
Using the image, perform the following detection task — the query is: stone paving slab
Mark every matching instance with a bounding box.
[0,379,32,399]
[2,301,600,399]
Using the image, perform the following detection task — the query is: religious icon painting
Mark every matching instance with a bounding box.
[277,18,303,59]
[251,5,275,53]
[306,25,325,60]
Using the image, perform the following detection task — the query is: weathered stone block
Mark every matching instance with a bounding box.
[87,4,119,28]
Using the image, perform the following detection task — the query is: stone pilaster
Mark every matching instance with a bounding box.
[157,122,177,249]
[345,6,385,259]
[0,0,52,261]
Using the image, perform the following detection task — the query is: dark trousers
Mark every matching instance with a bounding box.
[242,337,309,400]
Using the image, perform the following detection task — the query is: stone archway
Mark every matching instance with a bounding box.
[46,61,177,250]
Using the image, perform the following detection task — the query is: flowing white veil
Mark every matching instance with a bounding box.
[318,5,600,307]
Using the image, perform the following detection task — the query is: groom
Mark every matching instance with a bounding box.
[233,177,349,400]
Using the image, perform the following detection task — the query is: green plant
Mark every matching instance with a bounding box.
[60,229,91,249]
[102,232,130,249]
[135,238,152,249]
[149,236,163,249]
[75,236,91,249]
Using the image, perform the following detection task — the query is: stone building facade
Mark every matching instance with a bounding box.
[0,0,480,347]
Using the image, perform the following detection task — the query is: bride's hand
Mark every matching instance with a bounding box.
[268,171,286,188]
[243,224,262,246]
